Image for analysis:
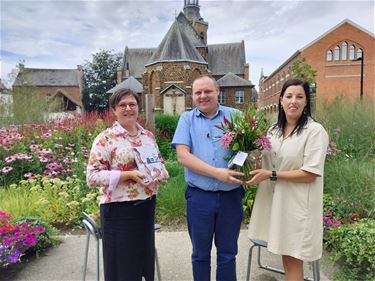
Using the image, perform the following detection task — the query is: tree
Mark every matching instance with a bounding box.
[82,49,122,112]
[291,58,317,84]
[292,58,317,112]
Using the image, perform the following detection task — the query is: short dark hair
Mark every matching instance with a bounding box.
[274,78,312,135]
[109,88,141,111]
[192,74,219,90]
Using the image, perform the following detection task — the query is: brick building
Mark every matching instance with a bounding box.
[112,0,255,115]
[258,19,375,112]
[13,65,83,115]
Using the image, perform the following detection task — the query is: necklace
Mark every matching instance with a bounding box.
[128,133,137,137]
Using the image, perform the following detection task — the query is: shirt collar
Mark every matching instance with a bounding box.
[194,104,222,119]
[112,121,146,137]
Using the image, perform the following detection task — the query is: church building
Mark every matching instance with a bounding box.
[112,0,255,115]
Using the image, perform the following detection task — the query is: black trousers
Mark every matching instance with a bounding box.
[100,196,156,281]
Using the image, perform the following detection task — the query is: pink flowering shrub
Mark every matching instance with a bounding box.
[0,111,114,187]
[0,211,49,268]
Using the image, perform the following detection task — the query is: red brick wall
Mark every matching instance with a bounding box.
[219,87,253,111]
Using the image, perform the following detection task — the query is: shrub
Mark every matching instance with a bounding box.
[0,176,100,227]
[155,113,180,140]
[324,219,375,280]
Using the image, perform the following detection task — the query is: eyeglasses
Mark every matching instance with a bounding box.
[117,102,138,110]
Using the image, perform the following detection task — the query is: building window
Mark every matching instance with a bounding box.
[218,90,226,104]
[326,49,333,61]
[349,45,355,60]
[334,46,340,61]
[235,90,244,104]
[357,48,363,59]
[341,42,347,60]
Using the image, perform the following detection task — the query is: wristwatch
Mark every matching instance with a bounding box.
[270,170,277,181]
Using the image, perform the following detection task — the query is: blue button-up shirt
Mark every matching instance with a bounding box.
[172,105,241,191]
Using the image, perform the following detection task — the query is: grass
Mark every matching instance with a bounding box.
[0,185,42,219]
[156,161,186,225]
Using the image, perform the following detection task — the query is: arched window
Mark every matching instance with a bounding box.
[357,48,363,59]
[334,46,340,61]
[341,42,347,60]
[326,49,333,61]
[349,45,355,60]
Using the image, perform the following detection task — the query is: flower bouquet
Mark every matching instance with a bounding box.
[216,107,272,184]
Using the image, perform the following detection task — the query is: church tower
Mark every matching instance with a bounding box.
[183,0,208,45]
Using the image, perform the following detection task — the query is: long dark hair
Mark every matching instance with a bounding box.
[273,78,312,136]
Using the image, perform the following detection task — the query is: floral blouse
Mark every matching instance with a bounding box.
[87,121,169,204]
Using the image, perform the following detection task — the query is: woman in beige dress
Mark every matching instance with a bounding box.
[246,79,329,281]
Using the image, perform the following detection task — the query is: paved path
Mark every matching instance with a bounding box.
[1,230,333,281]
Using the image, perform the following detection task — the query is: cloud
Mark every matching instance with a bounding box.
[1,0,374,88]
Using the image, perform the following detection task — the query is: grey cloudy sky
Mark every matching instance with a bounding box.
[1,0,374,88]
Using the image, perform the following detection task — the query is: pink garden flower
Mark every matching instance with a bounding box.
[1,166,13,174]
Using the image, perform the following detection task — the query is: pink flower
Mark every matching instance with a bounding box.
[326,210,333,216]
[255,134,272,151]
[1,166,13,174]
[220,132,235,149]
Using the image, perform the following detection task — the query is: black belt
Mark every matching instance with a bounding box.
[129,195,156,206]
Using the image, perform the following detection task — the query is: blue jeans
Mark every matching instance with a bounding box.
[185,185,244,281]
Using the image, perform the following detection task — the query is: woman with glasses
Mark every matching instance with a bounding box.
[87,88,169,281]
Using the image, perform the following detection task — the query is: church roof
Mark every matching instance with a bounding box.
[13,68,81,87]
[217,72,253,87]
[145,16,207,66]
[175,12,206,47]
[207,42,246,75]
[122,47,155,79]
[106,76,143,94]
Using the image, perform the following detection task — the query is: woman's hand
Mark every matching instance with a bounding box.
[244,169,271,185]
[120,170,147,186]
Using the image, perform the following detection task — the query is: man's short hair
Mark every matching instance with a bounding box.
[192,74,219,89]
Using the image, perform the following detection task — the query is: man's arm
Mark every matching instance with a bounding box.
[176,144,244,184]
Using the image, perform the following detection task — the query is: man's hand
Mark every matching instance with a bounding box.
[215,168,244,184]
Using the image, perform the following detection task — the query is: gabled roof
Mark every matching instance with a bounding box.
[106,76,143,94]
[160,83,186,95]
[14,68,81,87]
[217,72,253,87]
[207,41,246,75]
[145,17,207,67]
[264,19,374,82]
[123,47,155,79]
[301,19,375,52]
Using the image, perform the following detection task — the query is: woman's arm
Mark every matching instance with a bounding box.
[244,168,318,185]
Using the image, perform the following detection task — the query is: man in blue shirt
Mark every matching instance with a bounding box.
[172,75,244,281]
